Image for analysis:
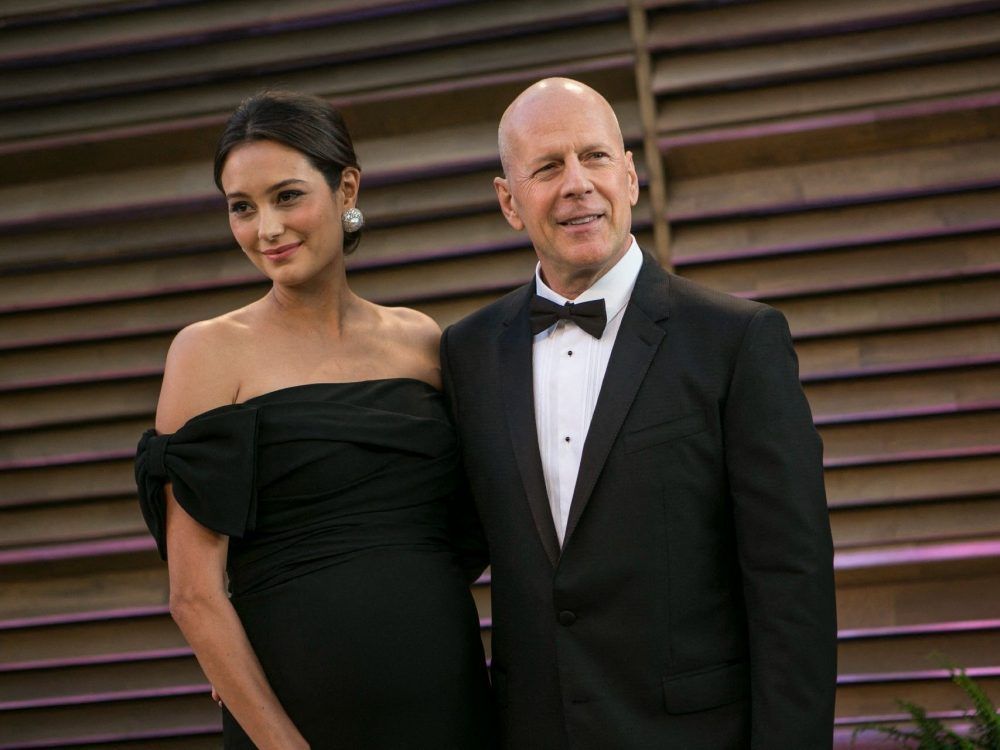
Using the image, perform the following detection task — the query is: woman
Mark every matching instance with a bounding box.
[135,91,494,748]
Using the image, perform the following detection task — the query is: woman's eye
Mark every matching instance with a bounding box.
[277,190,303,203]
[229,201,251,214]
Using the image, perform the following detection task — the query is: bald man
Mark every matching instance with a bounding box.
[440,79,837,749]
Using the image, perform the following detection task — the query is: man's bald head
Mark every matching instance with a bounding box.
[492,77,639,299]
[497,77,625,177]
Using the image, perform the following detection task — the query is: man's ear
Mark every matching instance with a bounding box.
[624,152,639,207]
[494,176,525,231]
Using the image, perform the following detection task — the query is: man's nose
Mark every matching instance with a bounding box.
[561,156,594,198]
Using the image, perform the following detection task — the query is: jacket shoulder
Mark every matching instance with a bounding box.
[666,272,770,321]
[445,282,531,340]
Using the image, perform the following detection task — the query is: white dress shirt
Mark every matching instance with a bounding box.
[533,238,643,544]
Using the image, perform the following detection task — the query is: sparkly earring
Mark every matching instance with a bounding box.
[341,207,364,233]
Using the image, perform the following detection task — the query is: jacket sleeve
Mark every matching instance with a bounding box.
[723,306,838,749]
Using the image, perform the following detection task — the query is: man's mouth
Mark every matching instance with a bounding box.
[559,214,603,226]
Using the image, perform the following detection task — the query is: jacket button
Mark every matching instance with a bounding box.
[558,610,576,626]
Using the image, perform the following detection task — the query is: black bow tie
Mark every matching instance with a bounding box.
[529,295,607,339]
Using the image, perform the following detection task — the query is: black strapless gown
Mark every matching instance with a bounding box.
[135,379,495,748]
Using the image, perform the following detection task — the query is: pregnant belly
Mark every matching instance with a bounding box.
[232,546,484,698]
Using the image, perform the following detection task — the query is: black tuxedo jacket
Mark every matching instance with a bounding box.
[441,253,837,750]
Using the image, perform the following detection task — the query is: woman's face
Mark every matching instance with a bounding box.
[220,139,359,287]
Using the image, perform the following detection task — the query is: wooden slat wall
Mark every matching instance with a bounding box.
[636,0,1000,744]
[1,0,998,746]
[0,1,643,746]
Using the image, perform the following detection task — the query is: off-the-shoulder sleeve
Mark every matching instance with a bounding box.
[134,407,260,560]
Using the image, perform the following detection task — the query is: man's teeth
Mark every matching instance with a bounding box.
[564,215,599,225]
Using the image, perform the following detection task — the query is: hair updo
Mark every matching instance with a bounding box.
[214,91,363,254]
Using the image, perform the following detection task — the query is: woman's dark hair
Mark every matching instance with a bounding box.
[214,91,363,254]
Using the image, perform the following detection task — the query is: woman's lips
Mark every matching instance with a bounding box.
[261,242,301,261]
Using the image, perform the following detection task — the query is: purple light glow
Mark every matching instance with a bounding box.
[824,444,1000,470]
[838,618,1000,640]
[838,666,1000,685]
[0,647,192,674]
[834,539,1000,570]
[659,91,1000,151]
[0,535,154,565]
[0,723,221,750]
[0,682,208,712]
[0,605,167,632]
[0,449,136,473]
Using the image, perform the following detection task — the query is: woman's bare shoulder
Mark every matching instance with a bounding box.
[155,312,254,433]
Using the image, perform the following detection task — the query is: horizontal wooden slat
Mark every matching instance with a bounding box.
[796,321,1000,380]
[0,378,160,432]
[0,460,135,509]
[826,454,1000,507]
[647,0,998,51]
[839,626,1000,678]
[672,189,1000,265]
[0,0,626,107]
[0,335,172,390]
[835,673,1000,720]
[0,609,185,671]
[0,35,632,147]
[0,497,146,550]
[831,496,1000,549]
[0,553,165,621]
[836,554,1000,628]
[651,11,1000,95]
[0,655,205,708]
[662,100,1000,186]
[818,410,999,467]
[0,0,439,66]
[658,56,1000,137]
[668,139,1000,221]
[34,736,221,750]
[0,0,201,27]
[805,365,1000,423]
[0,417,149,465]
[776,276,1000,339]
[0,693,219,749]
[682,233,1000,300]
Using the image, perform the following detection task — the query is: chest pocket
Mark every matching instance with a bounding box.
[623,409,708,454]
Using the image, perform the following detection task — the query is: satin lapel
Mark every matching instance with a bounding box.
[499,285,561,567]
[563,256,671,545]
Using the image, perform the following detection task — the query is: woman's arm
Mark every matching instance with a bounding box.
[157,320,308,750]
[165,491,307,749]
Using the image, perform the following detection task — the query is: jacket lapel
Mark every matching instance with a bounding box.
[499,283,562,567]
[563,255,671,546]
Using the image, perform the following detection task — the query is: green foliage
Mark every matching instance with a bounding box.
[851,669,1000,749]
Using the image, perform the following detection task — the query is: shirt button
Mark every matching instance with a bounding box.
[567,350,573,356]
[564,436,571,443]
[558,610,577,626]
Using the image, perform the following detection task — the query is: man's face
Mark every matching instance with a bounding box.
[495,83,639,295]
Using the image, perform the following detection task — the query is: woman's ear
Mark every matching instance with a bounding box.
[339,167,361,209]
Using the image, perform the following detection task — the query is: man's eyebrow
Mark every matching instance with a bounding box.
[225,178,307,199]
